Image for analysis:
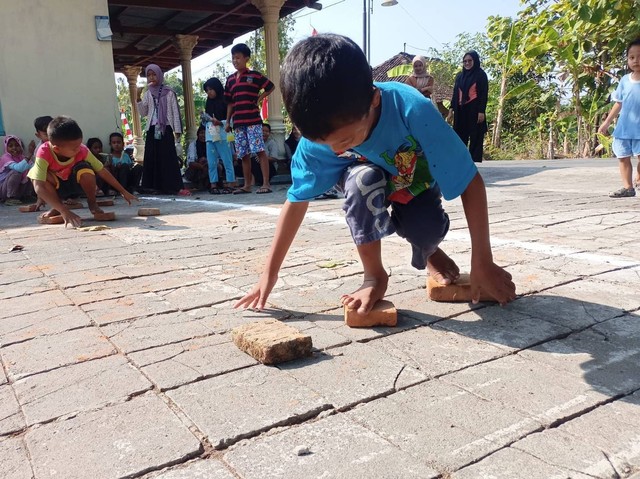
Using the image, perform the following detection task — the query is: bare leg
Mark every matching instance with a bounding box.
[634,158,640,187]
[240,154,252,192]
[341,240,389,315]
[618,157,633,189]
[427,247,460,285]
[79,173,103,215]
[257,151,271,190]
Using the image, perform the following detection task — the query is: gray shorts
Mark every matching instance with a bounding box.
[339,163,449,270]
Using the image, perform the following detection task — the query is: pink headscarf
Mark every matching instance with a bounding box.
[146,64,173,133]
[0,135,29,183]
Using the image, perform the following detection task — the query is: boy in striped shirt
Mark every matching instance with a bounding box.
[224,43,275,194]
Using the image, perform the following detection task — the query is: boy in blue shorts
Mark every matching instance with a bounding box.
[224,43,274,194]
[235,34,516,315]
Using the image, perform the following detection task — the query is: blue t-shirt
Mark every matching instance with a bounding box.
[287,82,477,203]
[612,74,640,140]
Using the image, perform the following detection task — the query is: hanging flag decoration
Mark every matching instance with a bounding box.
[121,109,133,144]
[260,97,268,121]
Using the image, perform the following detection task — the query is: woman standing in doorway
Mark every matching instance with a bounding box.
[447,51,488,162]
[137,64,184,194]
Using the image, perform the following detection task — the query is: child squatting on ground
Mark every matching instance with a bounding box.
[235,34,516,314]
[598,38,640,198]
[28,116,137,227]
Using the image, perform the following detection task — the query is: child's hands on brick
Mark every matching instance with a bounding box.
[470,261,515,306]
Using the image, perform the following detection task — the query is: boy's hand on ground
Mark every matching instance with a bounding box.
[234,273,278,310]
[61,210,82,228]
[470,262,516,306]
[121,191,138,205]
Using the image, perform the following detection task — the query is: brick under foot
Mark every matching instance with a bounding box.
[427,274,495,302]
[344,300,397,328]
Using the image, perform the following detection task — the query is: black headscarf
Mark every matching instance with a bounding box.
[454,50,483,106]
[203,77,227,121]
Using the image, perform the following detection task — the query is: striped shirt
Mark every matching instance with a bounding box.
[225,69,274,127]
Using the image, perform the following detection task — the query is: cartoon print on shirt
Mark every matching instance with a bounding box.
[379,135,434,203]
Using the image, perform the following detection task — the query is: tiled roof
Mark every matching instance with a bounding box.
[372,52,453,104]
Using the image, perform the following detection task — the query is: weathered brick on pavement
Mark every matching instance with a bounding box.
[232,319,312,364]
[344,299,397,327]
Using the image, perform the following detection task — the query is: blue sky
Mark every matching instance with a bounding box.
[189,0,523,80]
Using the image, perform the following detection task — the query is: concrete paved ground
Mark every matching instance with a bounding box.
[1,158,639,479]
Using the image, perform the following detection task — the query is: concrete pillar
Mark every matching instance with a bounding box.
[122,65,144,163]
[173,34,199,143]
[251,0,286,157]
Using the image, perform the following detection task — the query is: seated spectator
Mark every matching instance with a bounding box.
[185,126,210,191]
[104,132,141,194]
[0,135,35,205]
[250,122,278,189]
[87,137,108,197]
[284,125,301,161]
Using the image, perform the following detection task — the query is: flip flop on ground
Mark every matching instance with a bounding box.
[232,188,251,195]
[256,187,272,194]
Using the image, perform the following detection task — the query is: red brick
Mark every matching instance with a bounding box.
[232,320,312,364]
[427,274,495,302]
[138,208,161,216]
[344,300,397,328]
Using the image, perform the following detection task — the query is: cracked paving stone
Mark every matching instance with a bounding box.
[279,342,426,410]
[166,365,331,449]
[147,459,236,478]
[0,385,24,436]
[160,281,243,311]
[224,413,439,479]
[13,354,152,425]
[547,277,640,313]
[0,289,73,320]
[26,392,203,479]
[80,292,176,326]
[128,335,256,390]
[1,327,116,380]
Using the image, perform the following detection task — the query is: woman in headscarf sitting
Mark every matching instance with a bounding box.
[137,64,184,194]
[0,135,35,205]
[406,55,434,99]
[447,50,489,163]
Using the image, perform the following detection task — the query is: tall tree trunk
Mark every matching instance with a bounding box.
[573,79,583,157]
[547,121,555,159]
[492,71,508,148]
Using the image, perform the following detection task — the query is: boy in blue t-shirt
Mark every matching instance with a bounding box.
[235,34,516,315]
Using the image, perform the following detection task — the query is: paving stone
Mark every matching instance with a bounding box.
[149,459,235,478]
[548,277,640,313]
[232,319,312,364]
[279,342,426,410]
[13,355,152,425]
[102,311,214,353]
[499,263,580,296]
[167,365,331,449]
[0,367,6,386]
[0,305,92,347]
[347,380,540,470]
[0,385,24,435]
[51,269,129,289]
[191,302,293,334]
[278,319,352,351]
[452,446,592,478]
[442,354,610,427]
[160,281,244,311]
[0,436,32,479]
[508,292,620,329]
[0,289,73,320]
[26,393,202,479]
[390,288,484,324]
[512,429,619,478]
[224,413,439,479]
[558,400,640,474]
[438,304,571,352]
[129,336,256,390]
[1,327,116,380]
[367,325,506,378]
[80,293,177,325]
[519,328,640,397]
[0,276,56,300]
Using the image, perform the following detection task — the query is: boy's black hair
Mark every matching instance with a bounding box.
[86,137,102,150]
[280,34,374,140]
[109,131,124,142]
[203,77,224,97]
[231,43,251,58]
[262,122,271,131]
[627,38,640,53]
[34,115,53,133]
[48,116,83,144]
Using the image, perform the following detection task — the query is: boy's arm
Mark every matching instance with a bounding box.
[460,172,516,305]
[225,104,233,132]
[235,200,309,310]
[598,102,621,135]
[96,168,138,205]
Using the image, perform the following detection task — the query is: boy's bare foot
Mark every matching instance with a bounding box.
[88,204,104,215]
[427,248,460,285]
[340,271,389,315]
[41,208,61,218]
